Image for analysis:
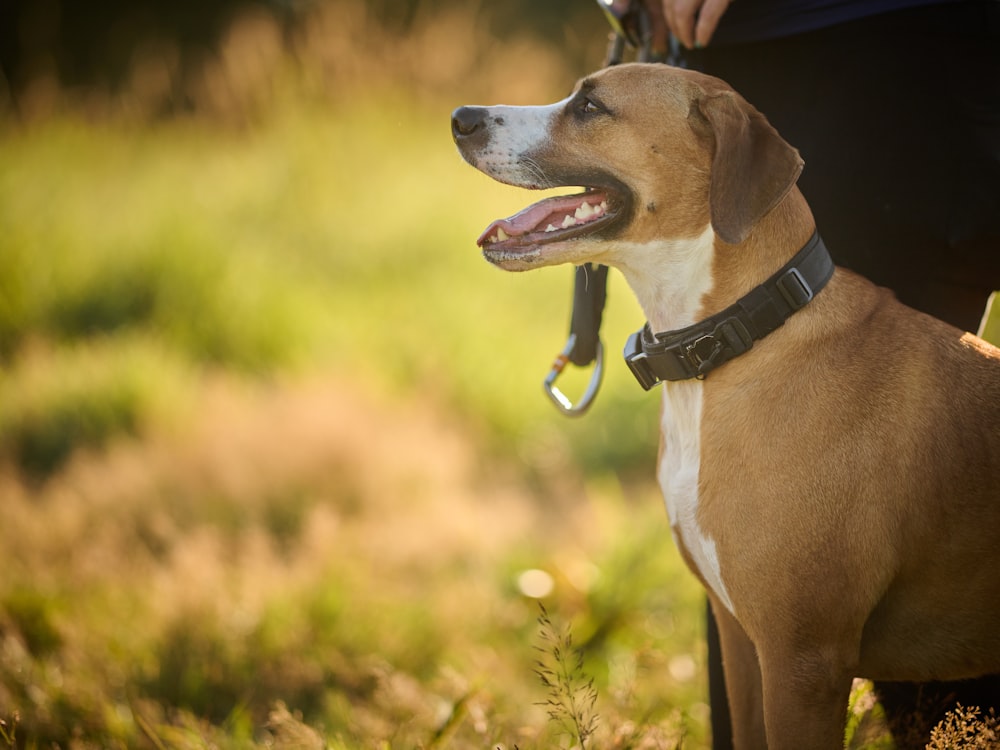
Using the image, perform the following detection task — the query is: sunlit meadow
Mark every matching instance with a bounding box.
[0,2,713,747]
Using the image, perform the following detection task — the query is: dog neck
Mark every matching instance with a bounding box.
[702,189,817,319]
[614,224,718,335]
[614,190,817,334]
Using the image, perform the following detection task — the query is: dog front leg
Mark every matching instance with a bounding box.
[757,642,855,750]
[709,595,766,750]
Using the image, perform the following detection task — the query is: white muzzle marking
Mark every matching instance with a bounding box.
[467,100,567,188]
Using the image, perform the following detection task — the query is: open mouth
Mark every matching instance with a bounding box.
[477,187,624,252]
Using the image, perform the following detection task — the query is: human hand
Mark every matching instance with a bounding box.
[660,0,734,49]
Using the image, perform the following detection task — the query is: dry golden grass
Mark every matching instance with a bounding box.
[0,370,709,747]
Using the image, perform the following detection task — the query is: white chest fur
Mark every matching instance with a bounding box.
[612,226,735,617]
[657,381,735,616]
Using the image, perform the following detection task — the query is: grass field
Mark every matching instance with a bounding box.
[2,3,998,747]
[0,13,709,746]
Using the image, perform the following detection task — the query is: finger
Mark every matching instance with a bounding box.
[663,0,702,49]
[661,1,679,45]
[694,0,732,47]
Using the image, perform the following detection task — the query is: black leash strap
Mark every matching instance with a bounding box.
[568,263,609,366]
[544,1,670,416]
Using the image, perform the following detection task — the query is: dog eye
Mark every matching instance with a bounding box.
[576,96,605,117]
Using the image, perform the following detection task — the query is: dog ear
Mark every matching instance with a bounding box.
[694,91,803,245]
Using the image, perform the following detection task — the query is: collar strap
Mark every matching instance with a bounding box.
[624,232,834,388]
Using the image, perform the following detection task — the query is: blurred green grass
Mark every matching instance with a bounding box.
[0,30,702,747]
[0,91,662,481]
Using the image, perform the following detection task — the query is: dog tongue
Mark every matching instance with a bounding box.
[478,192,608,246]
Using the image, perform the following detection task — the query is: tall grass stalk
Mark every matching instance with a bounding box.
[534,604,599,748]
[0,713,17,748]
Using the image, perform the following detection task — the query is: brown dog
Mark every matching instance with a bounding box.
[452,63,1000,748]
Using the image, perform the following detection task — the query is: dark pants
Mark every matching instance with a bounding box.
[687,2,1000,746]
[692,0,1000,332]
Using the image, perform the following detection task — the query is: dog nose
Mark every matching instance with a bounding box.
[451,106,489,144]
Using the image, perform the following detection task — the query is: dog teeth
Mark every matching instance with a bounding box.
[575,201,595,220]
[491,199,611,242]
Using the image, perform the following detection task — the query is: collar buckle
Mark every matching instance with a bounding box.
[624,330,659,390]
[777,267,814,309]
[686,334,724,378]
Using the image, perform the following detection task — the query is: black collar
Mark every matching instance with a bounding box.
[624,232,834,388]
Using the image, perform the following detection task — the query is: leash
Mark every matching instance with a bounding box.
[544,0,674,416]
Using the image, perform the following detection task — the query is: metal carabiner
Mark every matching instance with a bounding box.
[543,334,605,416]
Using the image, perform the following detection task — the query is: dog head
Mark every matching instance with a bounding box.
[451,63,803,272]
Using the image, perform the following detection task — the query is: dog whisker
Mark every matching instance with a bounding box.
[520,157,550,187]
